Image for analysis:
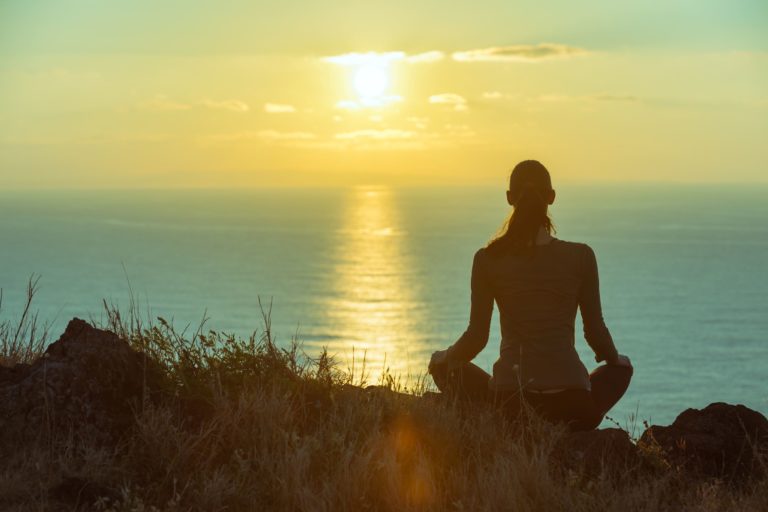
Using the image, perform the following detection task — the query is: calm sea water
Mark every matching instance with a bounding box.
[1,184,766,426]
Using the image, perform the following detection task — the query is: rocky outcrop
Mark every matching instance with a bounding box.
[557,428,643,476]
[640,402,768,482]
[0,318,162,447]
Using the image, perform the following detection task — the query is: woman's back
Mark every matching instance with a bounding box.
[483,239,617,391]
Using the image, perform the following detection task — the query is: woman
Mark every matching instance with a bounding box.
[428,160,633,431]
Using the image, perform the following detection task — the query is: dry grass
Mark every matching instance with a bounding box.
[0,275,51,366]
[0,283,766,511]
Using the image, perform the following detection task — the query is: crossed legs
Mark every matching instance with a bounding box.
[429,362,633,431]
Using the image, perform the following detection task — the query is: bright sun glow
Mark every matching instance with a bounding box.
[353,64,389,98]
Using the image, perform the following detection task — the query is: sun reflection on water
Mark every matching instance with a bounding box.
[316,186,429,383]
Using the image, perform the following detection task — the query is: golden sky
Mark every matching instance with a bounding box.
[0,1,766,187]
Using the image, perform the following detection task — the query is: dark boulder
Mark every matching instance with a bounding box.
[640,402,768,482]
[0,318,162,447]
[555,428,643,476]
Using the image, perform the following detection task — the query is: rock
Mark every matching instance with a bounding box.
[555,428,643,476]
[640,402,768,482]
[0,318,162,447]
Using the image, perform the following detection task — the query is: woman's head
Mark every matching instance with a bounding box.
[506,160,555,207]
[488,160,556,255]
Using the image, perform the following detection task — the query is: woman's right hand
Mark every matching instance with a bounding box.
[607,354,632,368]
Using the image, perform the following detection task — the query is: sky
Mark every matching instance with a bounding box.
[0,0,766,188]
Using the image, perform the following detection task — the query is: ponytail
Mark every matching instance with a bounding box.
[487,160,555,256]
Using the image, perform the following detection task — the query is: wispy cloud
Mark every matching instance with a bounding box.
[202,124,478,152]
[332,129,427,151]
[405,51,445,63]
[205,130,316,143]
[323,51,444,66]
[428,93,468,111]
[331,124,478,151]
[323,51,404,66]
[264,103,296,113]
[201,99,250,112]
[335,96,403,110]
[453,44,587,62]
[335,129,416,140]
[323,45,586,67]
[255,130,316,141]
[482,91,521,100]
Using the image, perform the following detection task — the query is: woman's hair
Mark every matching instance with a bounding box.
[487,160,555,255]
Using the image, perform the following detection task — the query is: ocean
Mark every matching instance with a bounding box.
[1,184,766,426]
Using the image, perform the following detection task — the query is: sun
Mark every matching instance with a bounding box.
[353,64,389,99]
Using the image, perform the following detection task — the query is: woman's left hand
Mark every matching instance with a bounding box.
[428,349,449,373]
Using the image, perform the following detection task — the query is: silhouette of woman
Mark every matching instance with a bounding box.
[428,160,633,431]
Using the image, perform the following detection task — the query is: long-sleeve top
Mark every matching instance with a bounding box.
[445,239,619,391]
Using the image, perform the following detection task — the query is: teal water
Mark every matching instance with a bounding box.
[1,184,766,426]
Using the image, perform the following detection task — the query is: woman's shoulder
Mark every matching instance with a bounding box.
[478,239,594,256]
[550,239,597,262]
[552,238,592,251]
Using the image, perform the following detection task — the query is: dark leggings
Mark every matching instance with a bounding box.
[430,362,633,431]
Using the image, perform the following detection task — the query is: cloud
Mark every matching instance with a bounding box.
[335,95,403,110]
[264,103,296,113]
[335,129,416,140]
[256,130,316,141]
[482,91,521,101]
[201,124,478,152]
[428,93,468,111]
[328,123,478,151]
[323,44,583,67]
[452,44,587,62]
[323,50,444,66]
[323,52,405,66]
[405,51,445,63]
[205,130,317,143]
[201,99,250,112]
[332,129,426,151]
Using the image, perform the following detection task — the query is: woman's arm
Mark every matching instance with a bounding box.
[578,244,620,363]
[443,248,495,365]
